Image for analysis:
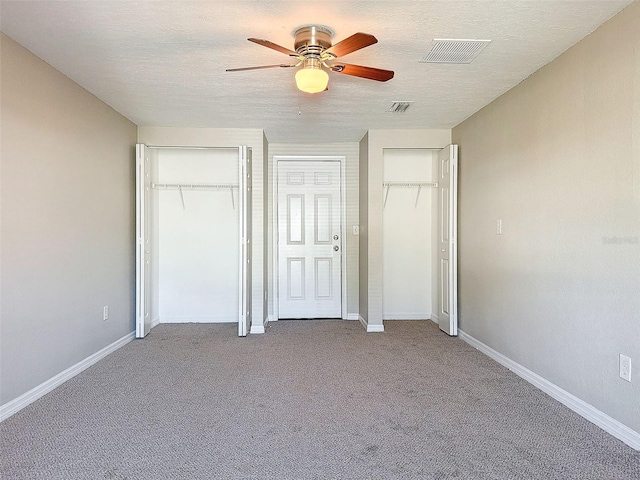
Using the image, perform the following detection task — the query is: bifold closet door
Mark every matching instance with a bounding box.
[438,144,458,336]
[135,144,152,338]
[157,148,239,324]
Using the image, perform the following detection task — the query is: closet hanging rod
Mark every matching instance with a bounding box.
[152,183,239,189]
[382,182,438,208]
[382,182,438,188]
[144,145,239,151]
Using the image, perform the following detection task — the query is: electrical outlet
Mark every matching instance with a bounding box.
[496,219,503,235]
[103,305,109,321]
[620,354,631,382]
[352,225,360,235]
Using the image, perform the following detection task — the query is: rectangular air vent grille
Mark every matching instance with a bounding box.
[388,101,414,113]
[420,39,491,64]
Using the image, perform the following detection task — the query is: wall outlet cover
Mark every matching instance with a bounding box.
[620,354,631,382]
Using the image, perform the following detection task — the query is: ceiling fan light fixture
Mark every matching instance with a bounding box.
[295,59,329,94]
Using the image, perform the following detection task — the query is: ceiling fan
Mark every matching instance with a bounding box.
[226,25,394,94]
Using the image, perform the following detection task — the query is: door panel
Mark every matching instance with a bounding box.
[135,144,152,338]
[278,161,341,319]
[238,146,252,336]
[287,195,304,244]
[288,258,305,299]
[438,145,458,336]
[315,258,332,298]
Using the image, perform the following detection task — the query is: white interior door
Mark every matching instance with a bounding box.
[238,146,252,336]
[277,160,342,319]
[438,145,458,336]
[136,144,151,338]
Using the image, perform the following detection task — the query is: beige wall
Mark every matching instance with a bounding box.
[268,142,360,318]
[453,1,640,433]
[137,126,266,328]
[1,34,137,405]
[363,129,451,329]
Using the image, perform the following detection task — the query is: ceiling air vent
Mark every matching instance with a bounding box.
[388,101,414,113]
[419,39,491,64]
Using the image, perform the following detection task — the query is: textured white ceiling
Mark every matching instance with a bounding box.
[0,1,634,143]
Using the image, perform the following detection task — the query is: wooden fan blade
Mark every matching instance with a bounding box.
[330,63,394,82]
[324,32,378,58]
[226,64,297,72]
[248,38,299,56]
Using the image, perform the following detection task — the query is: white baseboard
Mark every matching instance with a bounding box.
[383,315,431,320]
[358,315,384,333]
[250,323,265,334]
[458,329,640,451]
[430,314,439,324]
[346,313,359,320]
[150,316,160,329]
[0,331,135,423]
[251,315,273,334]
[159,316,234,324]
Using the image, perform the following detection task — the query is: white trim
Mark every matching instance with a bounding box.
[358,315,385,333]
[250,324,265,334]
[430,314,439,324]
[159,316,235,324]
[346,313,360,320]
[383,315,431,320]
[458,329,640,451]
[340,157,348,321]
[150,316,161,329]
[272,155,347,321]
[0,331,135,422]
[251,315,272,334]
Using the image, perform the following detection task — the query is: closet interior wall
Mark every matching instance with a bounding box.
[382,149,439,320]
[149,147,240,325]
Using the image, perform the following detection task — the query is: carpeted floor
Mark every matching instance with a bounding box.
[1,320,639,479]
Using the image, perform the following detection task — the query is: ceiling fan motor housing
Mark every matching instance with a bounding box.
[294,25,334,58]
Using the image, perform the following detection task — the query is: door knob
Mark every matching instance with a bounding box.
[333,235,339,240]
[334,245,340,251]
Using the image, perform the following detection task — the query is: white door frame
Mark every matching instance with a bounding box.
[272,155,347,321]
[135,144,251,338]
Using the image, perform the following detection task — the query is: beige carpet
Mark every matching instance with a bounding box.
[1,320,638,479]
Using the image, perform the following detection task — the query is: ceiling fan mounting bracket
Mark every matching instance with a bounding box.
[293,25,334,56]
